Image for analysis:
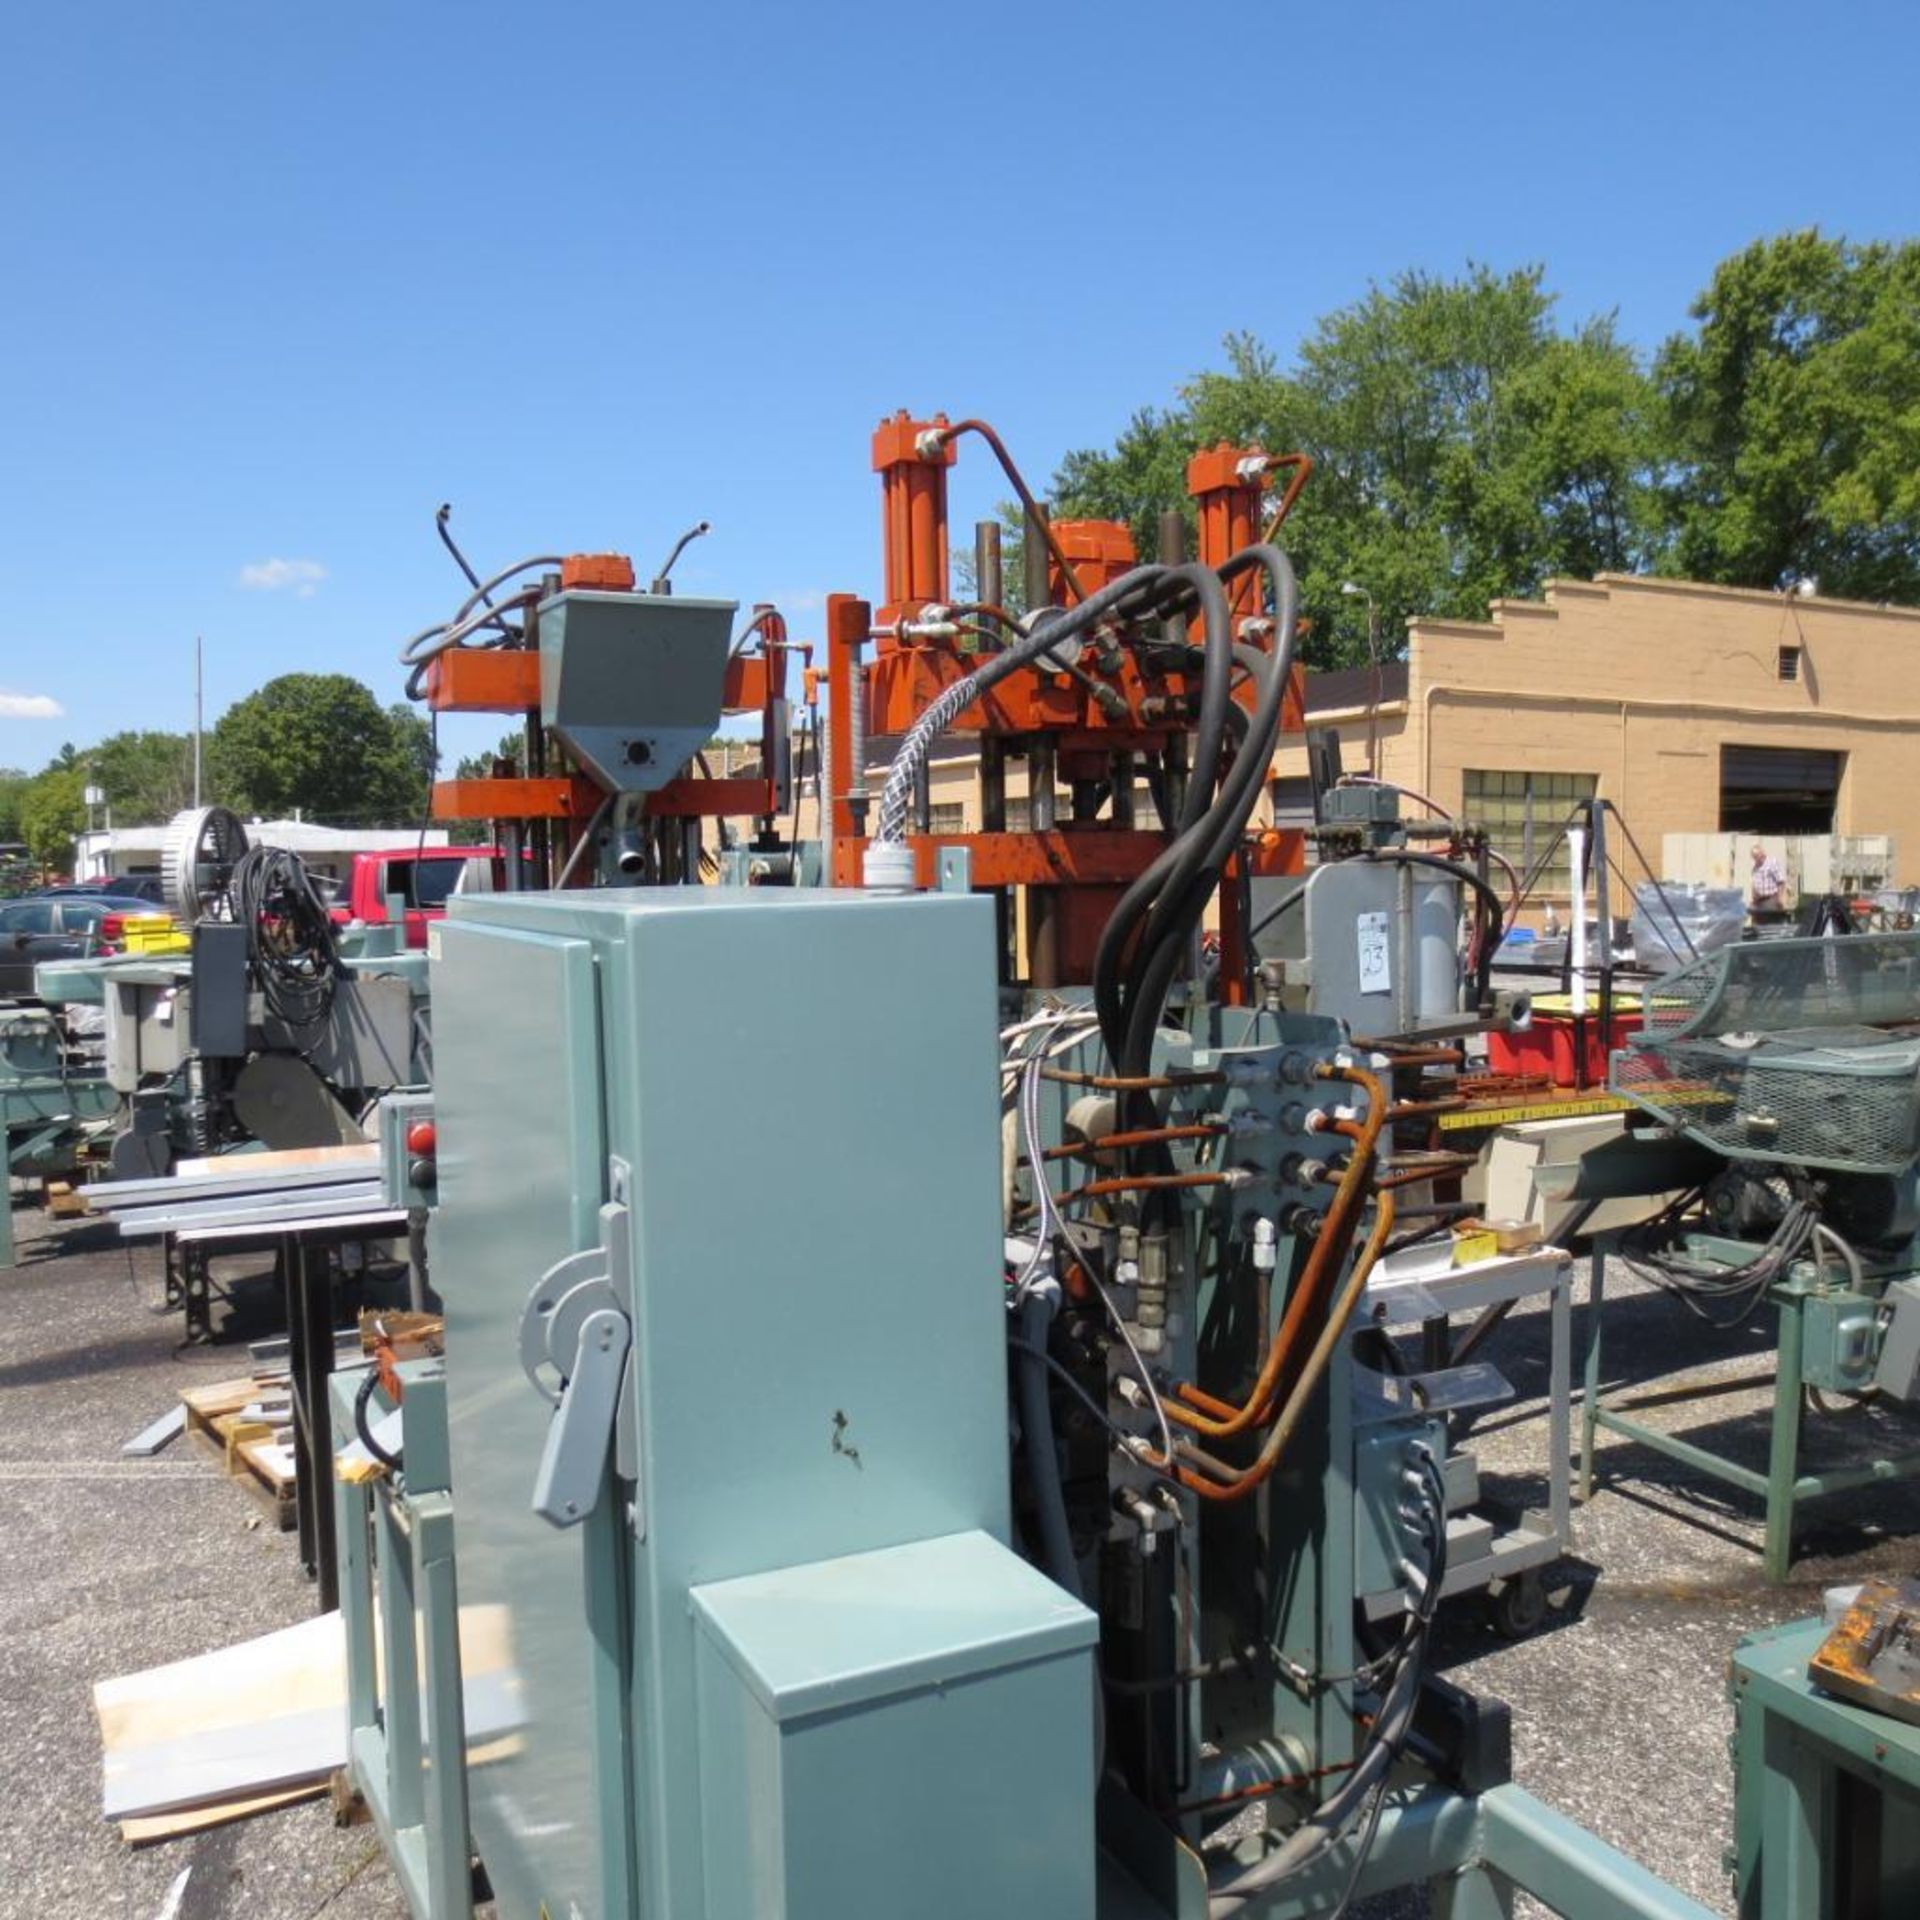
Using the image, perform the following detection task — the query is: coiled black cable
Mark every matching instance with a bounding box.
[225,845,346,1034]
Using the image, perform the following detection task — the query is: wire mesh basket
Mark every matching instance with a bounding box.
[1613,1028,1920,1174]
[1636,931,1920,1044]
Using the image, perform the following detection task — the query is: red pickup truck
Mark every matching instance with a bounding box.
[328,847,505,949]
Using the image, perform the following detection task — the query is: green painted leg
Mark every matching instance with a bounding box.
[337,1478,377,1738]
[1579,1237,1608,1502]
[380,1495,425,1830]
[1763,1296,1804,1585]
[416,1499,474,1920]
[1434,1863,1515,1918]
[1756,1712,1821,1919]
[1,1093,18,1270]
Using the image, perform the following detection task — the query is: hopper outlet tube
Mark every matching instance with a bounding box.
[1568,824,1588,1018]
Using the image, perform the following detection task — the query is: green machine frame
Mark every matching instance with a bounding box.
[1,1007,119,1269]
[331,1360,475,1920]
[1730,1618,1920,1916]
[1581,1233,1920,1582]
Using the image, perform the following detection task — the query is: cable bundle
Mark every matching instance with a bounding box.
[1208,1446,1450,1919]
[1621,1189,1821,1329]
[225,844,346,1034]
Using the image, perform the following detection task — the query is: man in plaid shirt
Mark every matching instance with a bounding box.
[1749,841,1791,925]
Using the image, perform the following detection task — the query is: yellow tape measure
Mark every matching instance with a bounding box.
[1439,1094,1632,1131]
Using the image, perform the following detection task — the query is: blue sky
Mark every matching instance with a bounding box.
[2,0,1915,782]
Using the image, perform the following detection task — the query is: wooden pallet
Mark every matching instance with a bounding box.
[180,1377,297,1529]
[43,1179,91,1219]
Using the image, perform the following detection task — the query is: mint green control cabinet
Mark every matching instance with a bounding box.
[429,888,1096,1919]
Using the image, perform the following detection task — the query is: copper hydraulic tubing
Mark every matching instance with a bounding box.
[1040,1067,1225,1092]
[1366,1045,1465,1067]
[1373,1157,1476,1192]
[1255,453,1316,538]
[1163,1063,1387,1441]
[1163,1190,1397,1503]
[1163,1063,1385,1436]
[925,419,1090,605]
[1049,1171,1229,1208]
[1387,1097,1469,1119]
[1043,1125,1224,1162]
[1176,1754,1357,1818]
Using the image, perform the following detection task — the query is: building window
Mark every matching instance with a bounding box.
[1778,646,1801,682]
[1463,770,1598,892]
[928,802,968,835]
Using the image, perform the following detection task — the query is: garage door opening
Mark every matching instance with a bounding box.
[1718,745,1841,834]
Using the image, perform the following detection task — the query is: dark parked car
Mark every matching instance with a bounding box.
[0,894,159,998]
[33,873,167,905]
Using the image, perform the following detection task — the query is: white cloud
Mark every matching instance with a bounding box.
[238,557,327,597]
[0,690,63,719]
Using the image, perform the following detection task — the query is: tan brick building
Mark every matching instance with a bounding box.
[1273,574,1920,921]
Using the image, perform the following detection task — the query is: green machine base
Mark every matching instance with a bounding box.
[1732,1617,1920,1917]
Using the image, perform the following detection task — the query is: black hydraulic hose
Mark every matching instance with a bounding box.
[1105,548,1299,1079]
[1091,574,1238,1056]
[1124,653,1260,998]
[1154,565,1237,836]
[354,1366,404,1473]
[1014,1293,1082,1602]
[435,503,517,642]
[1130,646,1272,974]
[1118,644,1285,1078]
[1096,600,1281,1060]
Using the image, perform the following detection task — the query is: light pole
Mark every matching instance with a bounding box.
[1340,581,1382,776]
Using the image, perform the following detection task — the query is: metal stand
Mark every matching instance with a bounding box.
[164,1235,223,1343]
[1359,1245,1575,1618]
[286,1232,344,1606]
[332,1363,474,1920]
[0,1044,119,1268]
[1581,1235,1920,1581]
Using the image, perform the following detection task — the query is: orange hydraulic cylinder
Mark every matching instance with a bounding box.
[872,411,955,625]
[1187,445,1268,620]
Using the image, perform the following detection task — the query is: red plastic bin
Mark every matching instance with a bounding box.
[1486,1008,1642,1088]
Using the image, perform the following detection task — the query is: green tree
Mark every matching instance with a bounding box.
[19,765,86,869]
[210,674,433,825]
[1657,231,1920,599]
[1050,267,1663,666]
[0,767,27,845]
[452,730,527,781]
[89,729,196,823]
